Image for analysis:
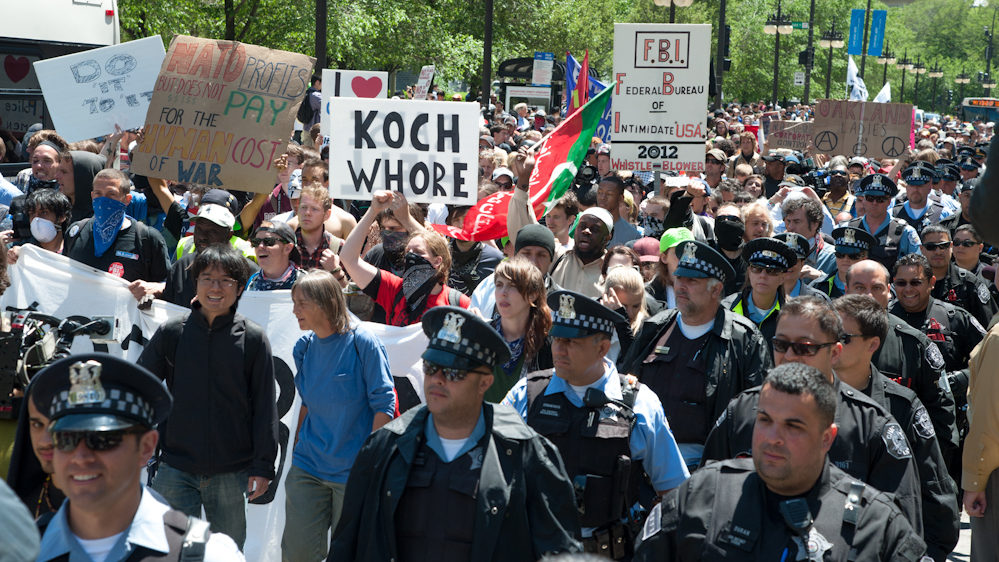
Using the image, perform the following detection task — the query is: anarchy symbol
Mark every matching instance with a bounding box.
[882,137,906,157]
[814,130,838,152]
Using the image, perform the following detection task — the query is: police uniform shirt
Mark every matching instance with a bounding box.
[502,357,689,493]
[37,486,243,562]
[424,410,486,462]
[889,298,987,372]
[859,214,922,258]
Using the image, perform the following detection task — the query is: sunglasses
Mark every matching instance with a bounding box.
[251,237,282,247]
[892,278,926,287]
[921,241,952,251]
[749,264,786,276]
[52,428,143,452]
[705,159,723,165]
[953,239,981,247]
[834,251,866,260]
[828,170,848,177]
[494,181,514,188]
[864,195,888,204]
[423,360,487,382]
[841,333,866,345]
[772,339,838,356]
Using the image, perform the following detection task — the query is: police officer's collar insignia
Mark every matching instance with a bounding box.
[883,422,912,459]
[437,312,465,343]
[559,294,576,320]
[681,242,697,264]
[68,360,106,406]
[843,229,856,245]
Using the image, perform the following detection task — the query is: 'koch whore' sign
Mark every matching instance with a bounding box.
[131,36,315,193]
[328,98,479,205]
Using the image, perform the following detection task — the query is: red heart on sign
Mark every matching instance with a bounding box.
[4,56,29,83]
[351,76,383,98]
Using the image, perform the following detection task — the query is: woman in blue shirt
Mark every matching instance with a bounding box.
[282,270,396,561]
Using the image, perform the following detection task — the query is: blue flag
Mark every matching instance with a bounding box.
[565,53,613,141]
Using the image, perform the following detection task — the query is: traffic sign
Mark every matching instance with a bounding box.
[794,72,805,86]
[792,22,809,30]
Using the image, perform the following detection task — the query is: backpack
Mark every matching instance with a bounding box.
[296,87,317,124]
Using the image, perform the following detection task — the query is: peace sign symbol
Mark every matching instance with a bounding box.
[882,137,906,158]
[814,130,838,152]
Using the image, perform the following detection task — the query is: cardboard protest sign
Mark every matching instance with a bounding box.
[32,37,165,143]
[0,98,43,135]
[413,65,435,100]
[319,69,388,137]
[768,120,813,152]
[131,35,315,193]
[812,99,913,159]
[327,97,479,205]
[611,23,711,172]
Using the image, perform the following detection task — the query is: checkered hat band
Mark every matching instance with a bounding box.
[836,240,871,251]
[749,251,788,267]
[431,336,497,365]
[553,313,615,333]
[50,387,154,425]
[679,258,725,280]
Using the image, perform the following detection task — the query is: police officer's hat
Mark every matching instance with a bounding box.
[548,290,625,339]
[957,146,977,159]
[673,240,736,284]
[743,237,797,271]
[832,226,877,255]
[901,163,933,186]
[32,353,172,432]
[936,162,961,182]
[421,307,510,371]
[773,232,809,261]
[958,155,980,171]
[854,173,897,197]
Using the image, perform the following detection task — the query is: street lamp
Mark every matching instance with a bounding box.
[911,56,926,107]
[653,0,694,23]
[955,68,972,105]
[817,23,845,99]
[764,0,793,107]
[896,49,913,103]
[928,62,944,112]
[877,40,896,87]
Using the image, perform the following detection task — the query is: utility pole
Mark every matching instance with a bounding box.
[315,0,327,70]
[481,0,493,106]
[859,0,872,78]
[802,0,816,103]
[714,0,727,110]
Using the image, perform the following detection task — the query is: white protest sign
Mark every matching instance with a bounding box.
[413,64,435,100]
[1,244,429,562]
[328,97,479,205]
[32,36,165,142]
[319,69,389,138]
[611,24,711,173]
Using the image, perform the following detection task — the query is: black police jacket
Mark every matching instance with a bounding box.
[932,262,998,328]
[619,307,771,433]
[328,403,582,561]
[701,379,924,536]
[633,458,926,561]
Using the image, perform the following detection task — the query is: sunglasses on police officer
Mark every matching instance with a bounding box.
[772,338,838,356]
[422,360,490,382]
[52,428,147,452]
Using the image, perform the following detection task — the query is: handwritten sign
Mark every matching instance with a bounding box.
[0,98,43,135]
[131,35,315,193]
[327,98,478,205]
[32,37,165,143]
[319,69,388,138]
[768,120,813,152]
[611,23,711,173]
[812,99,913,159]
[413,65,435,100]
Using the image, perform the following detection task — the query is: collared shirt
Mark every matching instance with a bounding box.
[808,238,838,276]
[822,191,856,217]
[37,486,243,561]
[745,294,779,325]
[296,228,334,270]
[861,214,922,257]
[502,357,689,492]
[425,410,487,463]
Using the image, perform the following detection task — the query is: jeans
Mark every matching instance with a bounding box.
[152,462,249,549]
[282,464,346,562]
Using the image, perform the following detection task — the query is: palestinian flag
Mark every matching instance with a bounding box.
[433,85,613,242]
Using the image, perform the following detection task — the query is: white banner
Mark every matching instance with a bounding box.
[327,97,479,205]
[611,23,712,173]
[319,69,389,138]
[1,245,427,561]
[32,36,165,143]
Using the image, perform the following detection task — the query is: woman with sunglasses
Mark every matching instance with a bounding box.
[721,237,798,342]
[284,269,396,561]
[810,227,878,299]
[245,221,304,291]
[952,224,988,276]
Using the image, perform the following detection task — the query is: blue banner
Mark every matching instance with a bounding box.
[565,53,613,142]
[867,10,886,56]
[847,9,865,56]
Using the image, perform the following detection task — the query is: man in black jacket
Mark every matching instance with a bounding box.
[138,245,278,549]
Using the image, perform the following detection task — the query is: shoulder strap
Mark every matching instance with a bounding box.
[447,288,462,306]
[841,480,866,562]
[549,251,569,274]
[525,370,555,415]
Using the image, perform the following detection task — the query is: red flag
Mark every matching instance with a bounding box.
[567,50,590,117]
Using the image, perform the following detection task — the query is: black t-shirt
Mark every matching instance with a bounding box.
[64,217,171,282]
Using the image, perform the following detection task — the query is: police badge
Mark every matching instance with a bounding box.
[68,360,107,406]
[882,422,912,459]
[681,242,697,264]
[914,406,936,439]
[978,283,991,305]
[843,229,856,245]
[438,312,465,343]
[559,294,576,320]
[925,343,945,371]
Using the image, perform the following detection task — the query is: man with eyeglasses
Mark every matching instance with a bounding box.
[138,245,278,549]
[32,353,243,560]
[702,296,925,535]
[920,225,998,328]
[895,164,958,237]
[846,174,921,271]
[621,241,770,470]
[832,295,960,561]
[703,148,727,192]
[821,163,856,218]
[506,290,689,559]
[331,306,582,561]
[811,226,877,299]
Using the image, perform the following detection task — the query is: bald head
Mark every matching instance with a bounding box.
[845,260,892,309]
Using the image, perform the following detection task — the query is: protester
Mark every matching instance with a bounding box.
[7,189,72,261]
[6,380,65,522]
[246,221,303,291]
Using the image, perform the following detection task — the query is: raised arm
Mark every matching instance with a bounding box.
[340,191,395,290]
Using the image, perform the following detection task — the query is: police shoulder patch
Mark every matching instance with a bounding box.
[925,343,945,371]
[913,406,936,440]
[978,283,992,305]
[970,314,987,336]
[642,502,663,541]
[882,422,912,459]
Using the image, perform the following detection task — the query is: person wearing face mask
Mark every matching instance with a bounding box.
[341,190,470,326]
[638,195,669,241]
[6,190,72,264]
[54,149,106,223]
[712,203,748,295]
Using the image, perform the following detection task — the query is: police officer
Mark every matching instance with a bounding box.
[702,296,925,535]
[920,225,998,328]
[620,241,771,469]
[504,290,689,560]
[810,226,877,299]
[331,307,582,561]
[773,232,830,300]
[847,173,922,270]
[721,237,799,342]
[31,353,243,561]
[832,295,960,561]
[845,259,960,472]
[894,162,958,237]
[635,363,927,561]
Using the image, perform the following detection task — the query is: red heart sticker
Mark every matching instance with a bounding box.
[351,76,383,98]
[4,56,30,83]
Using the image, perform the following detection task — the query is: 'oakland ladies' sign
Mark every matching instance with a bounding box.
[327,98,479,205]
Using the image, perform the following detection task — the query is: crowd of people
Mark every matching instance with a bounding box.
[0,87,998,562]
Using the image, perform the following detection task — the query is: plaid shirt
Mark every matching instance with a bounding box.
[296,228,333,270]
